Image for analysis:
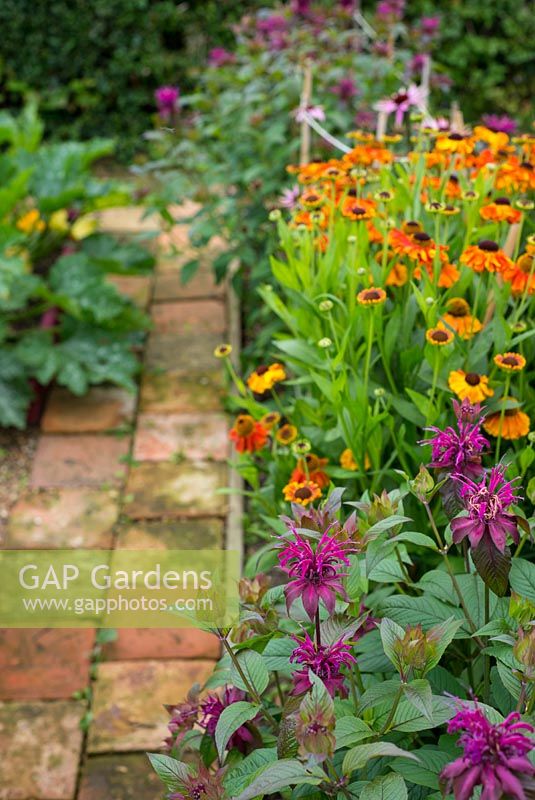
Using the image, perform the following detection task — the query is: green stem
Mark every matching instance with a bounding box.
[425,350,440,429]
[495,373,511,462]
[483,584,490,702]
[220,635,279,733]
[379,684,404,735]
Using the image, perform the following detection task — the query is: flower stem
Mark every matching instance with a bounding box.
[483,584,490,702]
[315,609,322,649]
[495,373,511,461]
[379,683,404,735]
[220,634,279,733]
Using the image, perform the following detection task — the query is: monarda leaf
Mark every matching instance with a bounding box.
[471,539,511,597]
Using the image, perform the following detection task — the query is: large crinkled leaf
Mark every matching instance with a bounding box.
[147,754,192,792]
[360,772,408,800]
[214,701,259,759]
[233,759,324,800]
[224,749,277,797]
[343,742,420,775]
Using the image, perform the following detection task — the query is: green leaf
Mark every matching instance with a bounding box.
[360,773,408,800]
[343,743,419,775]
[233,759,324,800]
[379,618,405,669]
[224,749,277,797]
[402,680,434,723]
[262,637,294,671]
[147,754,191,791]
[359,679,402,712]
[230,650,269,695]
[510,559,535,603]
[381,596,464,634]
[390,531,437,550]
[334,717,373,749]
[214,701,259,760]
[392,748,451,790]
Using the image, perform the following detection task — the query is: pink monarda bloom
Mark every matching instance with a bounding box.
[200,686,257,752]
[440,703,535,800]
[424,399,489,479]
[290,632,356,697]
[331,77,359,102]
[419,15,440,36]
[481,114,518,135]
[375,84,427,128]
[451,465,520,551]
[154,86,180,119]
[278,530,351,620]
[207,47,235,67]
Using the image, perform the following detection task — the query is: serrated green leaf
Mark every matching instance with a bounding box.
[230,650,269,695]
[360,772,407,800]
[214,701,259,760]
[233,759,324,800]
[148,753,191,791]
[343,742,419,775]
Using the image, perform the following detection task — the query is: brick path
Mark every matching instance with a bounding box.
[0,207,233,799]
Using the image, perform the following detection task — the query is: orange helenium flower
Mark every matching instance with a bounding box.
[483,402,530,440]
[247,363,286,394]
[448,370,494,404]
[283,480,322,506]
[426,327,454,346]
[291,454,329,489]
[229,415,269,453]
[460,240,513,273]
[276,424,298,445]
[480,197,522,224]
[439,297,482,339]
[494,352,526,372]
[502,253,535,295]
[357,287,387,305]
[340,196,376,221]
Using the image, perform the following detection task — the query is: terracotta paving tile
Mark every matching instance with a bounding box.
[30,435,130,488]
[87,659,214,752]
[6,488,119,549]
[97,206,160,234]
[106,275,152,309]
[0,700,85,799]
[145,332,221,372]
[115,518,224,550]
[77,754,162,800]
[41,387,136,434]
[151,299,226,336]
[134,413,228,462]
[122,462,228,519]
[153,266,224,302]
[0,629,95,701]
[139,369,224,414]
[102,628,220,661]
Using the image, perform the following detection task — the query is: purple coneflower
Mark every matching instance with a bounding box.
[331,77,359,102]
[200,686,257,752]
[424,398,488,479]
[440,702,535,800]
[278,530,351,620]
[278,185,301,209]
[481,114,518,135]
[155,86,180,120]
[451,465,520,552]
[290,632,356,696]
[294,104,326,123]
[207,47,235,67]
[375,84,427,128]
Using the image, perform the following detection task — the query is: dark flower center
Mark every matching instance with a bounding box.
[465,373,481,386]
[494,197,511,206]
[502,355,520,366]
[351,205,366,216]
[306,722,328,735]
[449,133,464,141]
[431,330,449,342]
[394,92,409,105]
[347,188,357,197]
[447,299,469,317]
[363,289,381,300]
[521,161,533,170]
[478,239,499,252]
[295,487,313,500]
[449,175,459,184]
[256,365,269,375]
[413,232,431,242]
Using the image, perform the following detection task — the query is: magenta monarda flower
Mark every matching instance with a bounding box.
[155,86,180,119]
[207,47,235,67]
[200,687,256,752]
[278,530,351,620]
[331,77,359,102]
[419,15,440,36]
[451,465,520,552]
[290,632,356,696]
[424,399,488,479]
[481,113,518,135]
[169,765,227,800]
[376,0,405,21]
[164,686,200,751]
[440,702,535,800]
[375,84,427,128]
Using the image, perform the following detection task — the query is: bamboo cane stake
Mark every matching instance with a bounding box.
[300,60,313,165]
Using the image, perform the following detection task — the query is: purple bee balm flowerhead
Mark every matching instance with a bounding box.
[164,686,200,749]
[169,765,227,800]
[278,530,352,620]
[420,15,440,35]
[257,14,288,34]
[451,465,521,552]
[331,77,359,102]
[208,47,235,67]
[440,701,535,800]
[423,399,489,479]
[290,632,356,697]
[481,114,518,135]
[291,0,312,16]
[376,0,405,21]
[200,686,257,752]
[154,86,180,119]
